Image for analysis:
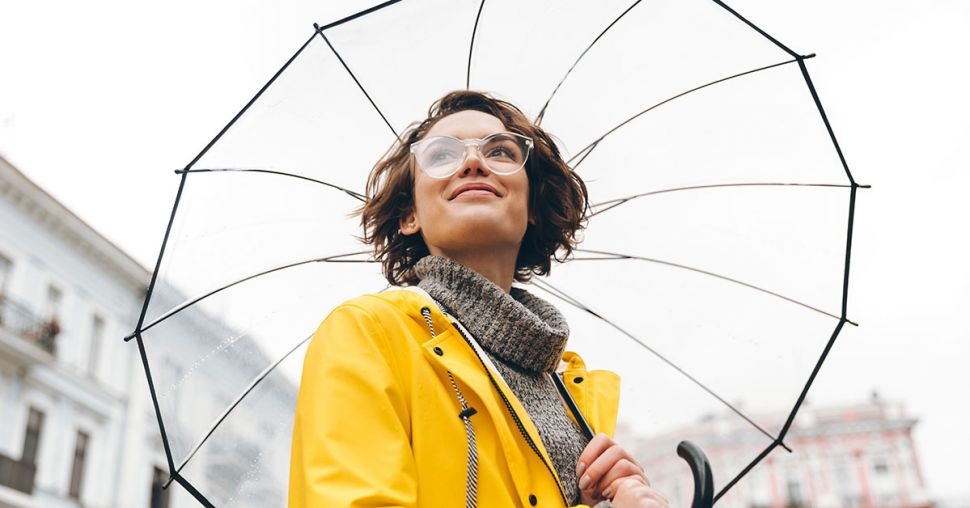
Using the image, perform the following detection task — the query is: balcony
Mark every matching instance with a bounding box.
[0,453,35,494]
[0,294,59,360]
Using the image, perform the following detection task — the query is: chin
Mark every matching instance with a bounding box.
[430,222,527,250]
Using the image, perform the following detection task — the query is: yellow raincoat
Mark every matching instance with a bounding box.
[289,289,620,507]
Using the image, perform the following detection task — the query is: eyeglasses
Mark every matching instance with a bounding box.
[410,132,534,179]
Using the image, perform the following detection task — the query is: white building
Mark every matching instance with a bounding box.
[0,155,293,507]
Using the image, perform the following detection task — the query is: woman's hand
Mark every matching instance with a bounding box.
[576,434,669,507]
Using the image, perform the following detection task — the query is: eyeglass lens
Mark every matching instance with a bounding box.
[414,133,530,177]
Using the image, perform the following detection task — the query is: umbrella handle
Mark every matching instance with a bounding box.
[677,440,714,508]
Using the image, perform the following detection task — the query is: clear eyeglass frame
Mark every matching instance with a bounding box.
[409,132,534,179]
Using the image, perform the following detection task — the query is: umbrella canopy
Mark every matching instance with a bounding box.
[126,0,862,506]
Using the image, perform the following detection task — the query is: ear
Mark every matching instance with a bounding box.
[399,212,420,236]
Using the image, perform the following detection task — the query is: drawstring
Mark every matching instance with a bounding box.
[448,373,479,508]
[422,307,479,508]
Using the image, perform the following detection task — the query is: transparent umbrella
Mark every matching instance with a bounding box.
[125,1,864,506]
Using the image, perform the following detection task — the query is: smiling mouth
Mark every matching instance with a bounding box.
[450,184,500,200]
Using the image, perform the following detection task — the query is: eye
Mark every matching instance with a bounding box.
[421,139,462,166]
[482,136,523,161]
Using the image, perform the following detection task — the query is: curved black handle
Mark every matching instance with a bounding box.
[677,440,714,508]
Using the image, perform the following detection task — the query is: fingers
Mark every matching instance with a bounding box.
[576,434,648,502]
[610,478,670,508]
[576,433,614,473]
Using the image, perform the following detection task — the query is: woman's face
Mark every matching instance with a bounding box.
[401,110,530,260]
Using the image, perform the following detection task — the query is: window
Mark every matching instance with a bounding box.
[34,284,63,355]
[68,430,89,499]
[150,466,171,508]
[0,254,11,327]
[0,253,11,294]
[873,458,889,475]
[786,478,804,507]
[22,407,44,465]
[44,284,62,319]
[88,314,105,375]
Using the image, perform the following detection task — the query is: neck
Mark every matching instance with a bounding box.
[428,247,517,293]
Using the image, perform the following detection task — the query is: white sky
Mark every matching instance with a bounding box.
[1,0,968,501]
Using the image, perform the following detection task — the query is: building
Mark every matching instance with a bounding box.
[622,394,933,508]
[0,155,295,507]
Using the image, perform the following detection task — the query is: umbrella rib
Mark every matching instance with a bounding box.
[567,57,801,168]
[714,440,783,503]
[134,334,178,479]
[466,0,487,89]
[710,0,799,59]
[136,251,374,335]
[170,473,216,507]
[573,248,856,326]
[535,0,644,125]
[534,0,640,125]
[130,30,321,340]
[316,0,404,31]
[530,278,780,444]
[589,182,854,218]
[181,167,366,201]
[798,59,858,186]
[317,29,400,140]
[175,333,314,475]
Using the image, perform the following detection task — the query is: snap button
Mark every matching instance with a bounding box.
[433,346,444,356]
[528,494,537,506]
[573,376,584,384]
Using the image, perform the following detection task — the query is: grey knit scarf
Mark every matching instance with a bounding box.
[415,256,588,504]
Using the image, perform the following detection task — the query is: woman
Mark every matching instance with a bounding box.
[289,91,668,507]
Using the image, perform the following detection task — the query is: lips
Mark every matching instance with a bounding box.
[449,182,500,200]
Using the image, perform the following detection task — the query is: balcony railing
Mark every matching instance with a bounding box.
[0,294,59,356]
[0,453,36,494]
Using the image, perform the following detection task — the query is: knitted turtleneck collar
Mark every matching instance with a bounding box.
[414,256,569,373]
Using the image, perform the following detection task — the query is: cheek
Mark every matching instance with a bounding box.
[411,175,435,214]
[518,176,532,216]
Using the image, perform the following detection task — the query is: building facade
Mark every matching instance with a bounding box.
[622,395,933,508]
[0,155,295,507]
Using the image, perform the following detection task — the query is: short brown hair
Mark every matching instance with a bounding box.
[360,90,588,286]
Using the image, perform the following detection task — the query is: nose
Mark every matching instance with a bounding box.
[458,145,491,177]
